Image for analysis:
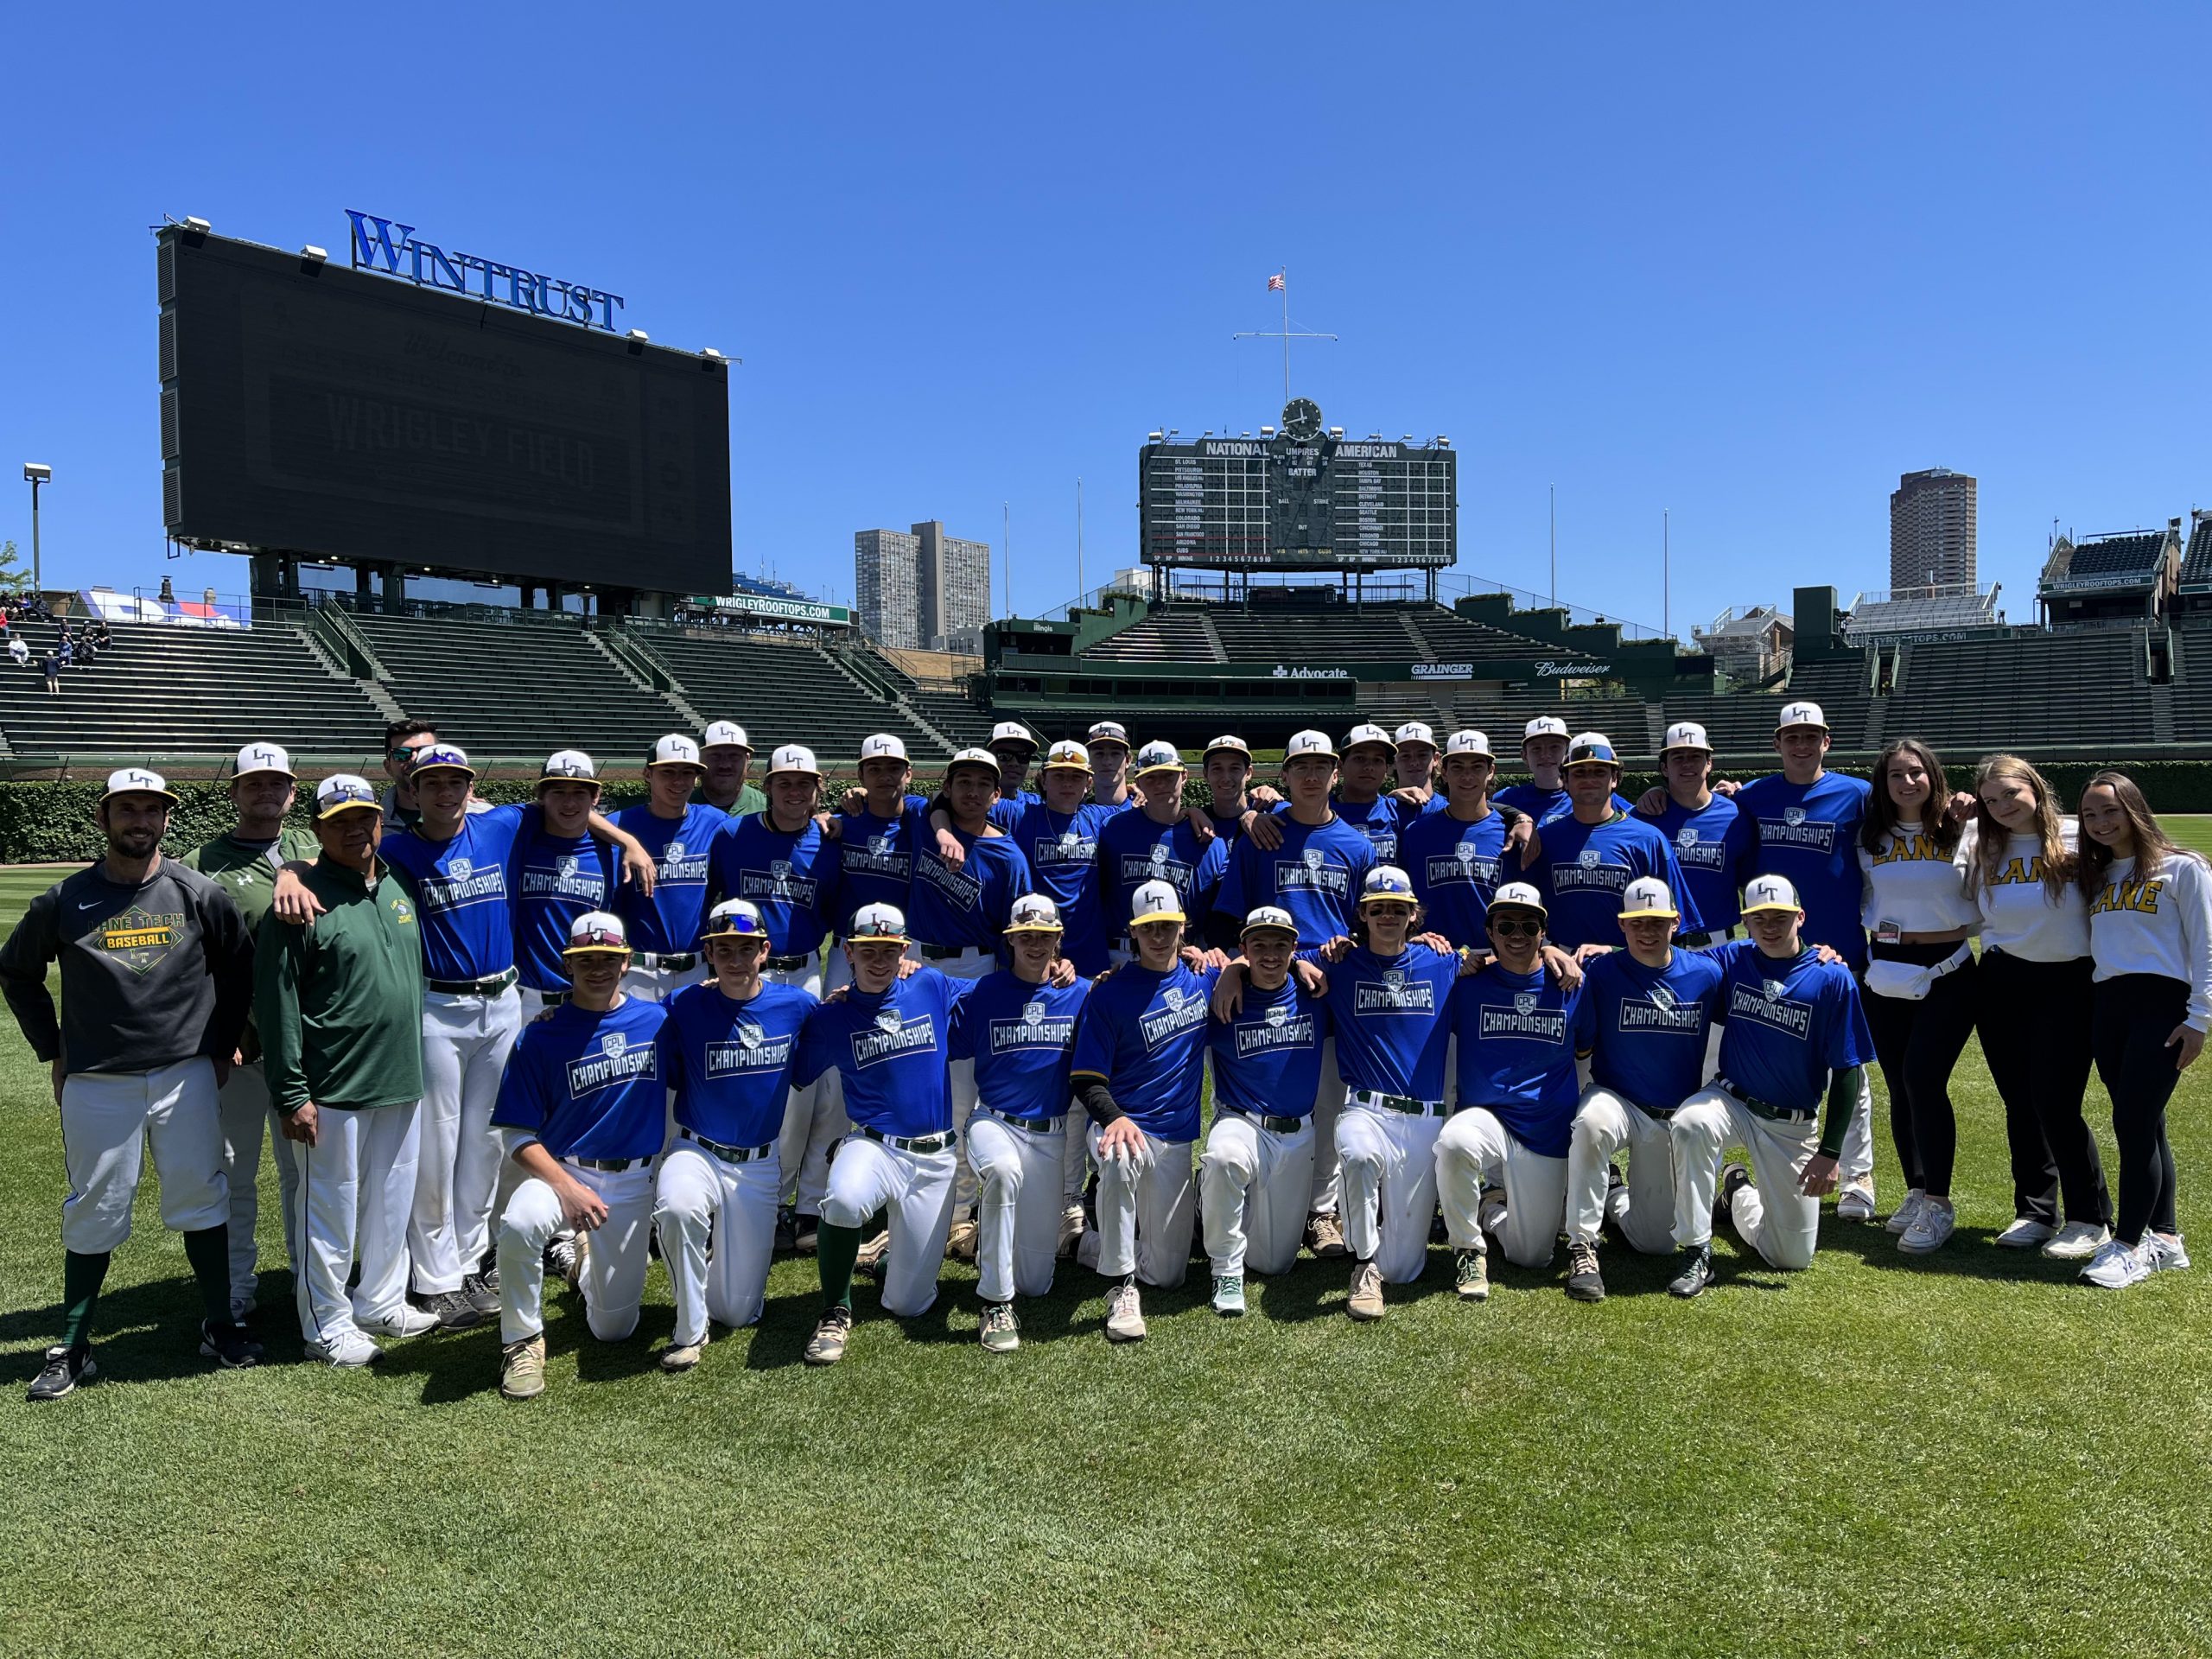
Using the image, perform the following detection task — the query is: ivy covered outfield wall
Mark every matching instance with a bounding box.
[6,760,2212,864]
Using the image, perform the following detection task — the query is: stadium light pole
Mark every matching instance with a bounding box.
[1662,507,1670,639]
[22,463,50,594]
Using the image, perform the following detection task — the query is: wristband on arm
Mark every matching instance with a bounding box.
[1818,1065,1860,1160]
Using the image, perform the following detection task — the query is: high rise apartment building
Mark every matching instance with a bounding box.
[1890,468,1977,590]
[855,520,991,650]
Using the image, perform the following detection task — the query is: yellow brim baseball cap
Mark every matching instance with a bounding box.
[1740,897,1801,914]
[1618,900,1680,919]
[1128,902,1186,926]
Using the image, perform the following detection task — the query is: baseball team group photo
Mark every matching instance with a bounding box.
[6,7,2210,1656]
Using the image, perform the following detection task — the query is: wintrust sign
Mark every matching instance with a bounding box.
[345,210,626,332]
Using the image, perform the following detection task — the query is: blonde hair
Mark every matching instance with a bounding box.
[1969,753,2072,903]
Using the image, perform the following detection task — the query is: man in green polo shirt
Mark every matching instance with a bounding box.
[257,773,436,1367]
[182,741,322,1321]
[696,721,767,817]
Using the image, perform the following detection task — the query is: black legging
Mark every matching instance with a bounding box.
[1861,944,1978,1198]
[2092,973,2188,1246]
[1974,950,2109,1228]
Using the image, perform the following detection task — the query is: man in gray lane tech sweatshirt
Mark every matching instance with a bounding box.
[0,767,257,1401]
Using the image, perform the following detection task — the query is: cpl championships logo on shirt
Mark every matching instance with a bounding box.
[741,858,819,906]
[989,998,1078,1052]
[95,906,187,976]
[1356,965,1436,1014]
[1553,848,1630,895]
[1674,824,1727,870]
[1122,844,1192,889]
[1427,843,1499,887]
[658,839,712,884]
[567,1027,658,1096]
[1139,983,1208,1051]
[1036,830,1097,868]
[519,852,608,901]
[843,833,912,879]
[918,852,983,909]
[1731,976,1813,1035]
[706,1020,795,1075]
[852,1008,938,1068]
[1276,846,1350,898]
[1618,982,1706,1033]
[1760,806,1837,855]
[419,854,507,911]
[1478,991,1568,1042]
[1235,999,1317,1056]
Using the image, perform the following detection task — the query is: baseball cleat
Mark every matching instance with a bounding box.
[1713,1163,1751,1233]
[659,1338,707,1372]
[2080,1237,2153,1290]
[979,1301,1020,1353]
[500,1334,548,1400]
[311,1330,383,1368]
[1667,1245,1715,1299]
[1453,1249,1490,1303]
[804,1306,854,1365]
[418,1289,486,1332]
[460,1271,501,1318]
[792,1214,822,1255]
[27,1344,96,1402]
[1885,1189,1927,1236]
[358,1304,440,1339]
[543,1234,579,1281]
[1898,1197,1956,1255]
[2145,1231,2191,1273]
[1211,1273,1247,1316]
[1346,1258,1385,1322]
[1057,1205,1086,1258]
[855,1230,892,1273]
[198,1319,265,1370]
[1836,1179,1878,1223]
[1104,1281,1147,1342]
[946,1217,980,1262]
[2042,1221,2111,1262]
[1305,1211,1347,1259]
[1564,1240,1606,1302]
[1602,1165,1629,1237]
[1994,1215,2056,1250]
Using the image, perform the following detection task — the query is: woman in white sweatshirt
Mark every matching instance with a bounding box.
[2076,769,2209,1289]
[1956,755,2112,1260]
[1856,739,1980,1253]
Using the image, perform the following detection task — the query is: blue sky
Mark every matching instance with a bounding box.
[4,3,2207,639]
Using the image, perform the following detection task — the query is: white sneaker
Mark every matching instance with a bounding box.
[1884,1189,1927,1236]
[1104,1281,1146,1342]
[312,1330,384,1368]
[1211,1273,1246,1317]
[2145,1232,2192,1273]
[2042,1221,2111,1262]
[1836,1179,1877,1223]
[1897,1197,1955,1255]
[2080,1237,2152,1290]
[359,1304,440,1338]
[1994,1215,2056,1249]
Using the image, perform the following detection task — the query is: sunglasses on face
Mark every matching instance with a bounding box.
[1490,918,1543,939]
[390,746,435,765]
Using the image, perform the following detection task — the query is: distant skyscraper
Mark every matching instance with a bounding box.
[1890,467,1977,590]
[855,521,992,651]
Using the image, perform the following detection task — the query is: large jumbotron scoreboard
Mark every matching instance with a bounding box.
[1138,399,1456,569]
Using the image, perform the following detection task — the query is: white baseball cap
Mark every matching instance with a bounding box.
[859,733,908,764]
[1285,728,1338,761]
[233,742,294,780]
[1661,721,1712,756]
[314,773,378,820]
[766,743,820,779]
[1742,874,1804,915]
[1490,880,1548,919]
[410,743,474,779]
[1203,734,1251,760]
[1361,865,1417,903]
[1777,701,1828,734]
[1618,876,1679,920]
[1006,893,1065,934]
[1134,741,1185,777]
[702,721,752,751]
[538,749,598,785]
[1445,729,1496,760]
[989,721,1038,750]
[1041,740,1092,772]
[649,734,704,769]
[564,911,631,956]
[1522,716,1570,743]
[946,747,1001,779]
[847,902,910,944]
[1394,721,1437,748]
[1567,733,1620,769]
[1128,878,1185,926]
[1086,720,1132,750]
[702,898,769,938]
[1344,721,1395,754]
[1241,905,1299,939]
[99,766,177,807]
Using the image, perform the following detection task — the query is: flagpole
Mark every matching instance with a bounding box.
[1279,268,1290,401]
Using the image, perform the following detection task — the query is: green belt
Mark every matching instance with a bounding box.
[1351,1089,1447,1119]
[1717,1077,1815,1124]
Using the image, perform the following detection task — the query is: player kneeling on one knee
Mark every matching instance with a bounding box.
[493,912,669,1402]
[1437,884,1587,1302]
[1665,875,1874,1298]
[1560,877,1726,1302]
[945,894,1091,1351]
[652,899,821,1372]
[793,904,966,1366]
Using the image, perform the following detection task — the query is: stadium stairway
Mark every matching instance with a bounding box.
[624,629,955,762]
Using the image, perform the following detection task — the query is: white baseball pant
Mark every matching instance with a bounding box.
[1671,1087,1822,1270]
[765,961,823,996]
[1305,1039,1351,1217]
[620,958,709,1003]
[820,1128,958,1317]
[823,939,918,994]
[410,985,524,1294]
[653,1136,781,1343]
[58,1057,227,1254]
[1840,1070,1875,1185]
[1335,1099,1442,1283]
[1436,1107,1570,1268]
[1565,1087,1681,1255]
[293,1100,422,1347]
[919,945,997,982]
[1200,1111,1315,1277]
[216,1056,301,1308]
[1088,1122,1196,1288]
[498,1157,657,1344]
[968,1109,1067,1302]
[949,1058,982,1220]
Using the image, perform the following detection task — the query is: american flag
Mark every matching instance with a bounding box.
[1267,273,1284,291]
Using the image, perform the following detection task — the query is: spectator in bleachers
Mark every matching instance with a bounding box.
[56,633,74,673]
[92,620,111,652]
[8,634,29,670]
[39,648,59,695]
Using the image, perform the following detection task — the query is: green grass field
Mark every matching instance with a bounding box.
[3,842,2211,1659]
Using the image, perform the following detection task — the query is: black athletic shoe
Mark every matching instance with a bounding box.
[1667,1245,1715,1300]
[1564,1240,1606,1303]
[1601,1164,1627,1239]
[28,1344,96,1401]
[774,1206,800,1255]
[198,1319,264,1370]
[416,1288,486,1332]
[793,1213,821,1255]
[1713,1162,1751,1234]
[461,1271,501,1318]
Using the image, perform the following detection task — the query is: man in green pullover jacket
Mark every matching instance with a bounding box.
[257,773,434,1368]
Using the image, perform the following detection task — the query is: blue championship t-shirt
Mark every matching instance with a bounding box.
[833,801,928,934]
[908,829,1033,953]
[1007,802,1118,975]
[1301,943,1459,1101]
[1581,947,1725,1113]
[1218,815,1376,948]
[1637,794,1757,936]
[612,803,733,956]
[1096,810,1230,946]
[1522,811,1703,950]
[1734,772,1873,969]
[948,969,1090,1122]
[508,822,618,995]
[709,813,840,958]
[1493,783,1636,825]
[1710,940,1873,1112]
[988,788,1043,834]
[658,979,817,1147]
[383,802,531,980]
[1331,793,1421,863]
[1401,808,1510,950]
[795,969,964,1137]
[491,995,669,1161]
[1068,961,1221,1143]
[1449,966,1592,1157]
[1209,975,1331,1121]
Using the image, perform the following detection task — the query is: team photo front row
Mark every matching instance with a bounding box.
[3,707,2203,1402]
